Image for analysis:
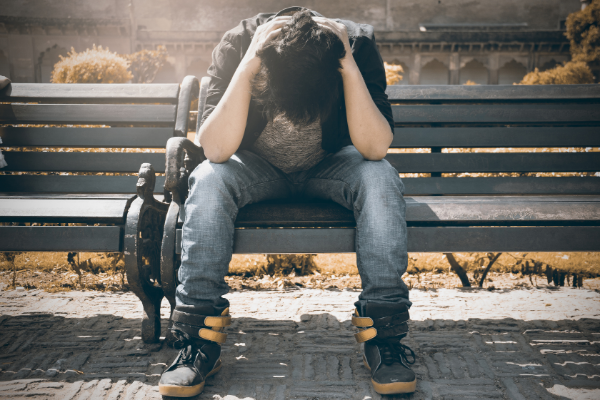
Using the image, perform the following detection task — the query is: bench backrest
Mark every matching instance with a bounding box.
[194,78,600,196]
[0,80,196,194]
[385,85,600,196]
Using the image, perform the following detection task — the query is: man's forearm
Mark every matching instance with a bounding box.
[199,17,290,163]
[198,67,254,163]
[341,63,393,161]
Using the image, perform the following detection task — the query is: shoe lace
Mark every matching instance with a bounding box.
[375,337,416,366]
[172,329,208,367]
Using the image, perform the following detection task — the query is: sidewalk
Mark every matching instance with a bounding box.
[0,287,599,399]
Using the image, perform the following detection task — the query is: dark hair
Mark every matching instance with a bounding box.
[252,10,346,125]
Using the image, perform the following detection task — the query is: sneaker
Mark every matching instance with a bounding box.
[352,302,416,394]
[159,306,231,397]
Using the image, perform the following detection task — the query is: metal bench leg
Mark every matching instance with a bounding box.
[125,163,169,343]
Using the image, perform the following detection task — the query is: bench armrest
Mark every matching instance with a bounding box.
[174,75,200,137]
[136,163,170,212]
[165,137,206,204]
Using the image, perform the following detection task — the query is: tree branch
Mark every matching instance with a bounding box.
[479,253,502,288]
[444,253,471,287]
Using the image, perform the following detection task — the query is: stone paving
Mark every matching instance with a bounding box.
[0,287,599,399]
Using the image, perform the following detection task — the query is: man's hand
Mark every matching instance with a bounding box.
[240,16,291,77]
[313,17,355,70]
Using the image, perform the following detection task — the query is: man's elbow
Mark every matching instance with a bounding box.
[356,142,389,161]
[362,132,392,161]
[363,147,389,161]
[203,148,231,164]
[200,141,230,164]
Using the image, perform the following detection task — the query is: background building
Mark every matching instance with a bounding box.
[0,0,584,84]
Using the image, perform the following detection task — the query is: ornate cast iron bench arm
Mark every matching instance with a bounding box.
[123,75,200,343]
[165,137,206,205]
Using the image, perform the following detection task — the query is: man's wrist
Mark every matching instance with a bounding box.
[340,57,360,79]
[237,58,260,81]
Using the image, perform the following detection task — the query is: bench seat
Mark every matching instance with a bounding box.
[172,196,600,254]
[231,196,600,227]
[0,195,136,224]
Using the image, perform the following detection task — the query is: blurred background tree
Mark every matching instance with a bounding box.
[384,62,404,85]
[122,46,168,83]
[51,45,132,83]
[520,0,599,84]
[567,0,600,64]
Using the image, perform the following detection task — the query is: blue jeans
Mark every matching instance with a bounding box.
[177,145,411,311]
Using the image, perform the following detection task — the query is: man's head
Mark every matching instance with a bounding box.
[252,10,346,125]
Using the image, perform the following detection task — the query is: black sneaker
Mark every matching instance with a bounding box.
[159,306,231,397]
[353,303,417,394]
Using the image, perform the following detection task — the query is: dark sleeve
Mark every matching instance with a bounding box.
[200,32,242,126]
[352,35,395,133]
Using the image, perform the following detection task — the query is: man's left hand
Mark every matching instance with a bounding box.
[313,17,355,68]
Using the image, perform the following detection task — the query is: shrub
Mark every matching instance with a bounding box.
[567,0,600,63]
[519,61,594,85]
[51,45,132,83]
[384,62,404,85]
[520,1,599,84]
[122,46,168,83]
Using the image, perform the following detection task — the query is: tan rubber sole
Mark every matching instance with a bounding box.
[158,362,222,397]
[363,355,417,394]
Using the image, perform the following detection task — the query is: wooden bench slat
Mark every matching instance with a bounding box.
[407,195,600,224]
[385,153,600,173]
[407,226,600,252]
[0,104,177,124]
[3,152,166,173]
[391,104,600,124]
[385,85,600,101]
[0,193,136,199]
[236,201,354,227]
[174,226,600,253]
[9,176,596,196]
[0,197,135,223]
[402,177,600,195]
[4,126,594,150]
[0,226,122,252]
[0,127,174,148]
[391,127,600,148]
[0,83,180,103]
[233,196,600,228]
[0,175,165,194]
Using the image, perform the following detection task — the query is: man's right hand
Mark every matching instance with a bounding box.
[240,16,291,77]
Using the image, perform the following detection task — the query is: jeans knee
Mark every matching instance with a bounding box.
[355,160,404,196]
[189,160,232,193]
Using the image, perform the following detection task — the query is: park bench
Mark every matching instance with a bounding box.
[154,78,600,343]
[0,76,199,343]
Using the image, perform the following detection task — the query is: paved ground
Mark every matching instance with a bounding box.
[0,287,599,399]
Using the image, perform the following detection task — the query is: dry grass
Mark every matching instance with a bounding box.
[0,252,125,292]
[2,251,599,293]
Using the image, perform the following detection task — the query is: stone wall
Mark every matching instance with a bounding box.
[132,0,580,32]
[0,0,583,84]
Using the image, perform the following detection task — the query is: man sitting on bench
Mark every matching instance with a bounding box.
[159,7,416,397]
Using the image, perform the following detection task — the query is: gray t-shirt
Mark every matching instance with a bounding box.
[250,115,329,174]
